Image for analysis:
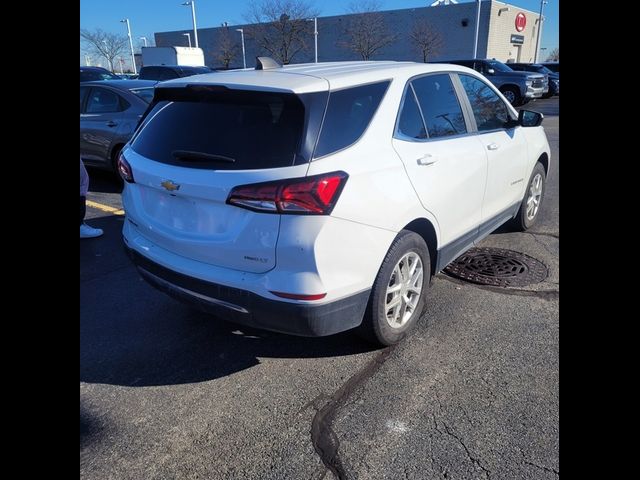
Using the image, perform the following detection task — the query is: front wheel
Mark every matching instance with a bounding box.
[500,86,522,106]
[511,162,546,231]
[358,230,430,346]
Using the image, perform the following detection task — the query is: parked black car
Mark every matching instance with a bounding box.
[138,65,213,81]
[80,80,157,173]
[540,62,559,73]
[80,66,121,82]
[509,63,559,98]
[437,59,547,106]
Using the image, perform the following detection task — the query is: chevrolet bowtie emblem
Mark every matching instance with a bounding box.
[161,180,180,192]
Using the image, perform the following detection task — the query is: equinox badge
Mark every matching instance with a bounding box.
[161,180,180,192]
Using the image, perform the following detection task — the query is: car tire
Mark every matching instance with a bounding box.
[500,86,522,106]
[357,230,430,346]
[511,162,546,231]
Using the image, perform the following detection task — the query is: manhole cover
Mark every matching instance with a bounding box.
[444,247,548,287]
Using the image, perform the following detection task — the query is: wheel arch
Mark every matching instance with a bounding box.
[402,218,439,277]
[537,152,549,176]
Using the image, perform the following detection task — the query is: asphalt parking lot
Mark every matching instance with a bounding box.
[80,96,558,480]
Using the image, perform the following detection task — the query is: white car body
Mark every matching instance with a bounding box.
[121,61,550,337]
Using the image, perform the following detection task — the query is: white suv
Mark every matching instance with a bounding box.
[120,59,550,346]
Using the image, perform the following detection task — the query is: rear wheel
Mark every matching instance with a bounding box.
[358,230,430,346]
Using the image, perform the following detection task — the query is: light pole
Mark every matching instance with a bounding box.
[533,0,548,63]
[181,1,199,48]
[183,32,192,47]
[120,18,137,75]
[139,36,148,47]
[472,0,481,58]
[236,28,246,69]
[118,57,124,74]
[306,18,318,63]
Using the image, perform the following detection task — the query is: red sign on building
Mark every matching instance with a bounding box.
[515,13,527,32]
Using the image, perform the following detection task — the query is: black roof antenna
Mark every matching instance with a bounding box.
[255,56,282,70]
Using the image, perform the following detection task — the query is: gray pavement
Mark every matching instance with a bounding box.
[81,97,558,479]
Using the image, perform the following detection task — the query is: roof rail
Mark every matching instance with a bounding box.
[255,56,281,70]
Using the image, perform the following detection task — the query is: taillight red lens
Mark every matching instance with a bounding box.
[227,171,348,215]
[117,152,134,183]
[270,291,327,301]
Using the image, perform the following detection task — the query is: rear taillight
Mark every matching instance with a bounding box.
[227,171,348,215]
[270,291,327,301]
[117,152,134,183]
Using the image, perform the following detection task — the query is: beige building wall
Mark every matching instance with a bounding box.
[486,1,541,63]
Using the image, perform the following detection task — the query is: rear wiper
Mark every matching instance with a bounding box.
[172,150,236,163]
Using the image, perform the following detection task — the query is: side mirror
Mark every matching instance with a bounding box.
[486,68,495,75]
[518,109,544,127]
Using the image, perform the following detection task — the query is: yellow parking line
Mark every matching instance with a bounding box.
[86,200,125,216]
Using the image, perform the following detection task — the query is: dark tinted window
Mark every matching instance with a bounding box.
[80,86,89,112]
[396,86,427,139]
[130,87,154,103]
[314,81,389,158]
[86,88,122,113]
[80,69,120,82]
[485,60,513,72]
[179,66,212,76]
[131,89,305,170]
[139,67,179,81]
[459,74,511,132]
[411,74,466,138]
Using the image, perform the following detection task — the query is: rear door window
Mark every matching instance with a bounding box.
[86,88,123,113]
[130,88,306,170]
[411,74,467,138]
[314,81,390,158]
[396,86,427,140]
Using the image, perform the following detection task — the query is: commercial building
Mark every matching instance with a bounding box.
[153,1,542,69]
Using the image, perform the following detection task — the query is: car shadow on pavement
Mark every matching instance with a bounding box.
[85,167,123,194]
[81,215,377,388]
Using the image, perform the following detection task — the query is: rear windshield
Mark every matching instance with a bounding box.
[130,87,154,103]
[130,88,305,170]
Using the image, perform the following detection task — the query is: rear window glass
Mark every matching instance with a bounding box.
[130,89,305,170]
[314,81,390,158]
[130,87,154,103]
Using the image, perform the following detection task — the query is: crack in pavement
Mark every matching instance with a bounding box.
[432,413,491,479]
[518,447,559,476]
[527,232,557,257]
[310,346,395,480]
[527,231,559,240]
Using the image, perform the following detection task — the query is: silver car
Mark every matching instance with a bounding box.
[80,80,156,173]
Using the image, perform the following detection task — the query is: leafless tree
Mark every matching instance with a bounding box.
[409,18,443,63]
[215,27,240,69]
[546,47,559,61]
[80,28,128,72]
[341,0,397,60]
[244,0,318,65]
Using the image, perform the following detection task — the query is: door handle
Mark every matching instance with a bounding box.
[487,143,499,150]
[416,154,437,166]
[106,121,118,128]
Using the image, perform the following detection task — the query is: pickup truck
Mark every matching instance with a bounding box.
[508,63,559,98]
[438,59,547,106]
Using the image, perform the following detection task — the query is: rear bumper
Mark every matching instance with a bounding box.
[125,245,370,337]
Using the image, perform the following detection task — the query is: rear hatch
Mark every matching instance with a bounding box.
[123,85,324,273]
